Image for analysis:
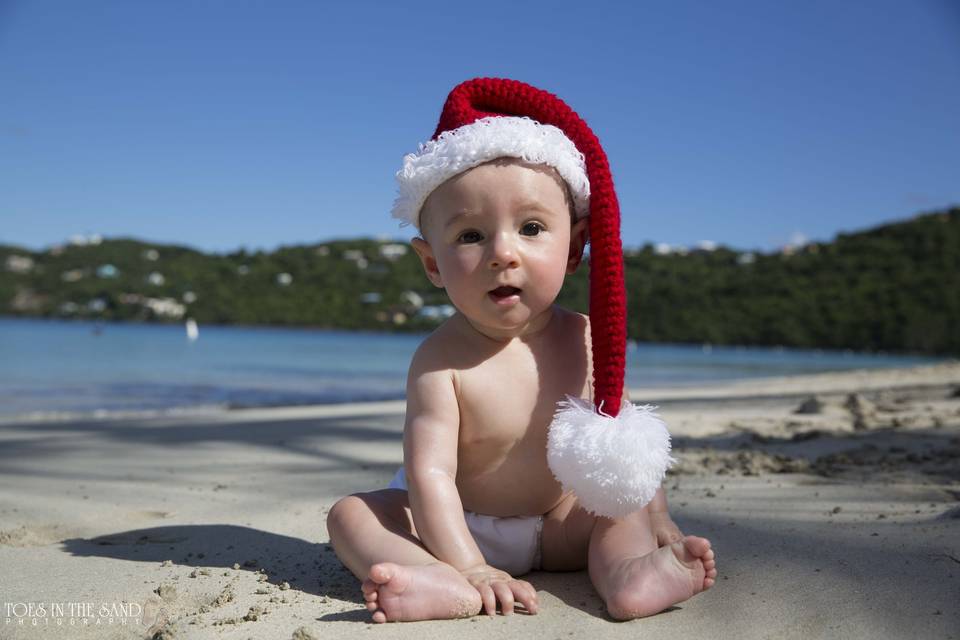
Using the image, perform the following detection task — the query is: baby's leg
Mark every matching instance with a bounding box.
[588,507,717,620]
[540,491,599,571]
[326,489,481,622]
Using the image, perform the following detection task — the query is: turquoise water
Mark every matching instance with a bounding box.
[0,317,946,420]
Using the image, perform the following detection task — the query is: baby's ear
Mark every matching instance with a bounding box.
[411,236,444,288]
[566,217,590,274]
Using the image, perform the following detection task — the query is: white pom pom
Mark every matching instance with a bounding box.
[546,395,676,518]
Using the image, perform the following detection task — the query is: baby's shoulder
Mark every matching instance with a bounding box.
[407,315,467,373]
[552,306,591,344]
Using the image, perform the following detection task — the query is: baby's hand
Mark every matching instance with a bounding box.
[650,510,684,546]
[459,563,539,616]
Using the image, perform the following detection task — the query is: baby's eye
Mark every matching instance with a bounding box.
[521,222,544,236]
[457,230,482,244]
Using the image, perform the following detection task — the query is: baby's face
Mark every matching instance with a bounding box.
[411,158,588,339]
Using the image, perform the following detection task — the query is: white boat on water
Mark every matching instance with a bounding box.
[185,318,199,341]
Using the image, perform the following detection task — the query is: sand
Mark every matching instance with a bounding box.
[1,362,958,639]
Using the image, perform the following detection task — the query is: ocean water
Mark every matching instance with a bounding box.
[0,317,946,420]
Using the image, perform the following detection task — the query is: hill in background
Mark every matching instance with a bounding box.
[2,207,957,355]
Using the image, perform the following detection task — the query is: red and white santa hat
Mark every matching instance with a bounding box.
[392,78,674,517]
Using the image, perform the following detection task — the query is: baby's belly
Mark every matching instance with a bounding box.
[456,455,568,517]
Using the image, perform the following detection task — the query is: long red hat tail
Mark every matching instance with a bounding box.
[434,78,626,417]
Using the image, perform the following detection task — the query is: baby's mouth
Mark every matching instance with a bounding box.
[489,286,521,299]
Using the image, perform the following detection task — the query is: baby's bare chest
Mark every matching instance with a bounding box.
[452,339,592,514]
[457,342,590,443]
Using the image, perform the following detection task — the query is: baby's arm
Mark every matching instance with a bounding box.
[402,345,485,570]
[402,342,538,615]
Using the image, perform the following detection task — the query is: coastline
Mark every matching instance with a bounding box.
[4,359,956,427]
[1,361,958,639]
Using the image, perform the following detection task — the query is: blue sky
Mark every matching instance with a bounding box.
[1,0,958,254]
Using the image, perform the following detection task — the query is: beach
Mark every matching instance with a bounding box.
[1,361,958,640]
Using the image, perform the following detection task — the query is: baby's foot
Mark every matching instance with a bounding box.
[602,535,717,620]
[361,562,482,623]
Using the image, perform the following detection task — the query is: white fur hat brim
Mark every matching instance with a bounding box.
[392,116,591,229]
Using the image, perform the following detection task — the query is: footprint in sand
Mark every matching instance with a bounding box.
[135,510,175,519]
[0,524,72,547]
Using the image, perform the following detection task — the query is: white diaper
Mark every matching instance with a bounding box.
[387,467,543,576]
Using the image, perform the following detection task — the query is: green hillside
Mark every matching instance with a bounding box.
[2,207,957,355]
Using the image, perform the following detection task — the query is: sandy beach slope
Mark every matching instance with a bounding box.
[1,362,958,639]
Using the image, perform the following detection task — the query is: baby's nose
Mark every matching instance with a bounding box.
[488,234,519,268]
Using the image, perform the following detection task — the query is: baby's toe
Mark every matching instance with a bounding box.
[369,562,396,584]
[687,536,711,556]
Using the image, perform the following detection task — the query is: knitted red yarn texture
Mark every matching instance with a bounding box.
[432,78,627,417]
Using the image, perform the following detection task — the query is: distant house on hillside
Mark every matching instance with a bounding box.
[401,290,424,309]
[69,234,102,246]
[62,269,85,282]
[418,305,456,320]
[145,297,185,319]
[342,249,368,269]
[5,255,34,273]
[379,244,408,260]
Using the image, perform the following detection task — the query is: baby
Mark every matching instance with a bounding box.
[327,78,717,623]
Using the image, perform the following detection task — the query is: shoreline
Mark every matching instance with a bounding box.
[3,360,956,426]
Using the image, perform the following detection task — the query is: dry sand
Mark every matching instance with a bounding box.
[1,362,959,639]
